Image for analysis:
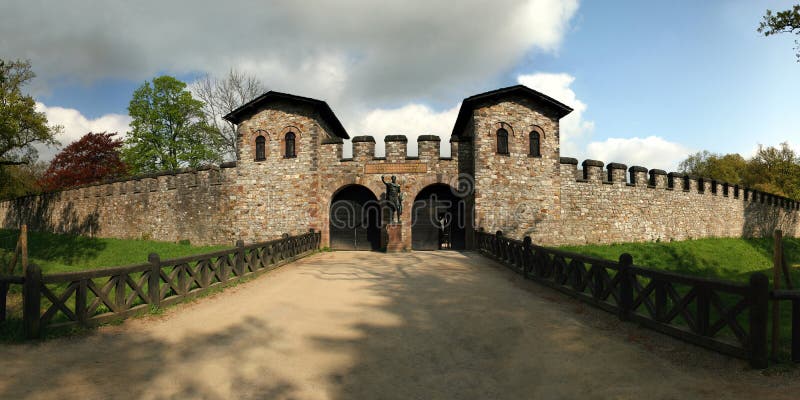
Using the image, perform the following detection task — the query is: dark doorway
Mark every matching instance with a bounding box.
[411,184,466,250]
[330,185,381,250]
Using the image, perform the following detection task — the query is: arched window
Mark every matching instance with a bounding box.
[496,128,509,155]
[529,131,541,157]
[255,135,266,161]
[284,132,296,158]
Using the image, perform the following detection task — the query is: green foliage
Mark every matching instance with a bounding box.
[0,161,46,200]
[758,4,800,60]
[0,59,61,167]
[123,75,222,174]
[678,150,747,184]
[742,142,800,200]
[678,143,800,199]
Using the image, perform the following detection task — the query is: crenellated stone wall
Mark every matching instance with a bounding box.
[0,165,236,245]
[474,155,800,245]
[1,85,798,249]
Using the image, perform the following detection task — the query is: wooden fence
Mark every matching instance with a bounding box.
[475,230,770,369]
[1,230,321,338]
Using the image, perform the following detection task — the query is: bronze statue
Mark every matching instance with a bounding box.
[382,175,403,223]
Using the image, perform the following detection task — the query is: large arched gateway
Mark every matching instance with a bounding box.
[411,184,466,250]
[329,185,381,250]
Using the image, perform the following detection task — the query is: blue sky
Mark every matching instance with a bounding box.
[2,0,798,169]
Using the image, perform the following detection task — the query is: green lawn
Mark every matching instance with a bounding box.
[0,229,228,274]
[558,237,800,285]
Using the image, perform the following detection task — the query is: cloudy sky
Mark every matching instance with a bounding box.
[2,0,799,170]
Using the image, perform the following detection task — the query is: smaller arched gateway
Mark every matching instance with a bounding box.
[411,184,467,250]
[329,185,382,250]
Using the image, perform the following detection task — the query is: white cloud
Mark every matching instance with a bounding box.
[585,136,692,171]
[348,103,460,157]
[34,102,131,161]
[4,1,582,164]
[517,72,594,155]
[516,72,691,171]
[1,0,579,107]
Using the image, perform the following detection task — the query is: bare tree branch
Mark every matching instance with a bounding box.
[193,69,265,160]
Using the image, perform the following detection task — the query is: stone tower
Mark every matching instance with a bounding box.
[450,85,572,242]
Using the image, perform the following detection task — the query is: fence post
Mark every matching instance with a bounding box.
[235,239,245,275]
[495,231,503,260]
[618,253,633,322]
[148,253,161,307]
[522,236,532,276]
[749,272,769,369]
[773,230,782,359]
[23,263,42,339]
[793,299,800,363]
[0,280,8,322]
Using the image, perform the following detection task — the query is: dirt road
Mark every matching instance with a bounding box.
[0,251,798,399]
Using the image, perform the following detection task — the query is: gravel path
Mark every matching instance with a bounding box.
[0,251,798,399]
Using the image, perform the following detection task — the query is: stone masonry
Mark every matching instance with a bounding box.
[1,85,798,247]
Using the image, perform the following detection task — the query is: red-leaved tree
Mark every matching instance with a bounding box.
[39,132,128,191]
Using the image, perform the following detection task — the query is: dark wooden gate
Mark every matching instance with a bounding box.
[412,185,466,250]
[330,185,380,250]
[411,198,441,250]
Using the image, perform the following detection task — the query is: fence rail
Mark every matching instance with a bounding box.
[475,230,769,368]
[2,231,320,338]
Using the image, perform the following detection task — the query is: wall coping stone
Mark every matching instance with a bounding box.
[559,157,578,165]
[352,135,375,143]
[582,159,604,168]
[629,165,648,173]
[606,162,627,170]
[385,135,408,142]
[417,135,441,142]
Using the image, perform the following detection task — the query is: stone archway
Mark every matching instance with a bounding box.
[329,184,382,250]
[411,184,467,250]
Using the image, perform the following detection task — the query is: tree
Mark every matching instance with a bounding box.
[0,59,60,167]
[678,150,747,184]
[123,76,221,174]
[38,132,128,191]
[758,5,800,61]
[742,142,800,199]
[678,143,800,199]
[192,69,265,160]
[0,162,46,200]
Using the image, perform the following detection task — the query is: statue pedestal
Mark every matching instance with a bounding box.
[384,223,403,252]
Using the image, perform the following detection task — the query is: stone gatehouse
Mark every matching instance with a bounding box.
[1,85,798,249]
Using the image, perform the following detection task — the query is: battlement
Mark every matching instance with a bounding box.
[6,162,239,204]
[321,134,453,162]
[559,156,799,211]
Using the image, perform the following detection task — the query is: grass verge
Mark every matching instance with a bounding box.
[0,228,228,275]
[0,229,233,342]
